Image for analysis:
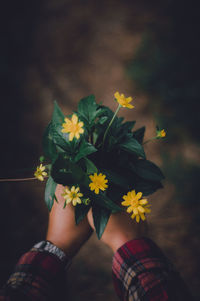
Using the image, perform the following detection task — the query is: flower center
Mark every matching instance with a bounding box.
[70,192,77,199]
[131,199,139,207]
[71,123,79,132]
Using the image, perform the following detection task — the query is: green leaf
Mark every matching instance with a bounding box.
[101,169,130,190]
[120,121,136,132]
[106,135,117,151]
[134,159,165,182]
[119,137,146,159]
[43,123,58,162]
[74,140,97,162]
[133,127,146,144]
[135,180,163,196]
[90,191,122,212]
[84,158,98,174]
[77,95,100,128]
[75,203,91,224]
[50,122,71,152]
[98,116,108,125]
[92,204,111,239]
[51,156,85,186]
[43,122,71,160]
[52,101,65,125]
[44,176,57,211]
[77,95,105,132]
[43,102,69,162]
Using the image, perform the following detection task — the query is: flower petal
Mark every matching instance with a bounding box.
[139,199,147,205]
[136,192,142,201]
[136,215,140,223]
[138,206,145,213]
[127,206,133,213]
[72,114,78,124]
[121,200,130,206]
[140,213,146,221]
[69,132,74,141]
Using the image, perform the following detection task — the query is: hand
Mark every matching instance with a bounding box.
[46,184,93,258]
[87,210,147,253]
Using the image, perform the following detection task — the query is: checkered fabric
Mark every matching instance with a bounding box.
[0,242,68,300]
[0,238,193,300]
[112,237,193,301]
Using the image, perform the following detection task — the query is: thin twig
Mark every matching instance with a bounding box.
[0,177,37,182]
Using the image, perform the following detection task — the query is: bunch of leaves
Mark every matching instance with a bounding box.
[42,95,164,238]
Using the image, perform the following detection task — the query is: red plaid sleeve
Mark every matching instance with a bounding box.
[0,250,67,300]
[112,237,193,301]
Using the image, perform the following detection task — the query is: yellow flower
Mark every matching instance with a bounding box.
[61,114,84,141]
[34,164,47,181]
[114,91,134,109]
[121,190,151,223]
[62,186,83,206]
[89,173,108,194]
[156,129,166,138]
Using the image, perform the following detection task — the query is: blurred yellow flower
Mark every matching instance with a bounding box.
[34,164,47,181]
[156,129,166,138]
[89,173,108,194]
[62,186,83,206]
[61,114,84,141]
[121,190,151,223]
[114,91,134,109]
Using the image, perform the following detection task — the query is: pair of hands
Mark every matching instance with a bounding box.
[46,184,146,258]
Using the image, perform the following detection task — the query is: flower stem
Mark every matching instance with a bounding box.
[0,177,42,183]
[143,137,157,145]
[102,104,121,147]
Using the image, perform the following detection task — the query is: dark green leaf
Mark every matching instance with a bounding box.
[44,101,73,157]
[119,137,146,159]
[75,203,91,224]
[43,123,58,162]
[52,101,65,125]
[135,180,163,196]
[50,123,71,152]
[84,158,98,174]
[120,121,136,132]
[102,169,130,190]
[134,159,165,182]
[98,116,108,125]
[74,140,97,162]
[106,135,117,151]
[90,191,122,212]
[44,176,57,211]
[54,194,58,203]
[92,204,111,239]
[133,127,146,144]
[77,95,99,128]
[51,156,85,186]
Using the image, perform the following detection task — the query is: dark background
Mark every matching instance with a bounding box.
[0,0,200,300]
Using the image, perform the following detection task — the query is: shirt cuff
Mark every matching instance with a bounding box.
[112,237,174,300]
[32,240,71,269]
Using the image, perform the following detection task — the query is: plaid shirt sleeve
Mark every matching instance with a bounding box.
[112,237,193,301]
[0,241,69,301]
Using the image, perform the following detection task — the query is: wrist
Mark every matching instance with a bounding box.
[45,234,75,258]
[104,233,136,253]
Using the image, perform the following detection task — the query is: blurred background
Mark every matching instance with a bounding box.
[0,0,200,300]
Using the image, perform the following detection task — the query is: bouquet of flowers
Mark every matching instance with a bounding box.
[34,92,166,238]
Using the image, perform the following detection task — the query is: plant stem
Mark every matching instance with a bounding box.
[102,104,121,147]
[0,177,41,182]
[143,137,157,145]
